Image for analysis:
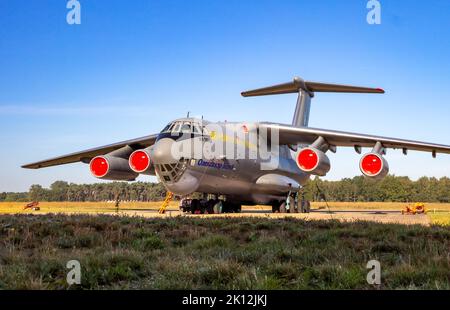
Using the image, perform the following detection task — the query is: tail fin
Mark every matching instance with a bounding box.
[241,77,384,127]
[241,77,385,97]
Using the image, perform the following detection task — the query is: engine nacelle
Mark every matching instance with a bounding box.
[359,153,389,180]
[90,155,138,181]
[128,147,154,175]
[296,147,330,176]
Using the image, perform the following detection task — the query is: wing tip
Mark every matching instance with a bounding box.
[21,164,40,169]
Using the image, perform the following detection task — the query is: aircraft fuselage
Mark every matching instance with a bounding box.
[151,118,309,205]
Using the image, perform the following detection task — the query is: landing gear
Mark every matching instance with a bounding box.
[213,200,223,214]
[182,198,241,214]
[190,199,201,214]
[272,192,310,214]
[222,201,241,213]
[205,199,215,214]
[271,201,279,213]
[279,202,287,213]
[271,200,286,213]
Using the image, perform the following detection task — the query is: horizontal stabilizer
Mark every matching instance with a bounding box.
[241,77,385,97]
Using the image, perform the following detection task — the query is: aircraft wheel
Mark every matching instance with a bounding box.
[206,199,215,214]
[231,203,241,213]
[235,204,242,213]
[279,201,287,213]
[213,201,223,214]
[222,201,232,213]
[199,200,209,214]
[221,201,240,213]
[191,199,201,214]
[271,202,280,213]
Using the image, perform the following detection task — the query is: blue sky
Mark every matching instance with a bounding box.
[1,0,450,192]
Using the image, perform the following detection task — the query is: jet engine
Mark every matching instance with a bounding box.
[296,147,330,176]
[128,147,154,174]
[90,155,138,181]
[359,152,389,180]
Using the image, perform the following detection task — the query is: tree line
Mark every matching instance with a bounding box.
[0,181,167,202]
[303,176,450,203]
[0,175,449,203]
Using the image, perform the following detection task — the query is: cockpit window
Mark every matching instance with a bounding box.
[172,122,181,133]
[181,122,191,133]
[193,124,201,133]
[161,124,171,133]
[160,120,206,136]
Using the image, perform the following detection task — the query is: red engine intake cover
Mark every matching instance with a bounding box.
[297,148,319,171]
[90,156,109,178]
[360,154,382,175]
[129,150,151,173]
[296,147,330,176]
[359,153,389,179]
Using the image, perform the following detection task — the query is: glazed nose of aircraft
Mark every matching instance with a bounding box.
[150,138,199,195]
[150,138,178,165]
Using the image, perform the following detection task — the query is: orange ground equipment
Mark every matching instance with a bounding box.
[159,192,174,214]
[23,201,40,211]
[402,203,426,215]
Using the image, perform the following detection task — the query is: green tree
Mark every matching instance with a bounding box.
[28,184,48,201]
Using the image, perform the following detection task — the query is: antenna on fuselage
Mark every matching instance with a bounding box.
[241,76,384,128]
[187,111,190,118]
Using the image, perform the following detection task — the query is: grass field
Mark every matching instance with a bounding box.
[0,214,449,289]
[428,213,450,226]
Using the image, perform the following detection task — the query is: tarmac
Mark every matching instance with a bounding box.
[113,207,431,226]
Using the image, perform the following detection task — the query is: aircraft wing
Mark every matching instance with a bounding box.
[22,134,158,169]
[260,123,450,155]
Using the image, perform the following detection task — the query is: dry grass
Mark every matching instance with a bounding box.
[0,214,449,289]
[429,213,450,226]
[0,201,180,215]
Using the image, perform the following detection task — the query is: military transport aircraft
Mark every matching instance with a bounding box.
[22,77,450,213]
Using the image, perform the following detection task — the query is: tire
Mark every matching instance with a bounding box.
[272,202,279,213]
[199,200,209,214]
[206,200,215,214]
[223,201,235,213]
[291,203,299,213]
[191,199,200,214]
[213,201,223,214]
[279,202,287,213]
[235,204,242,213]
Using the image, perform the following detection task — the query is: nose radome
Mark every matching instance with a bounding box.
[150,138,178,164]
